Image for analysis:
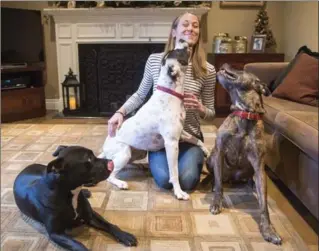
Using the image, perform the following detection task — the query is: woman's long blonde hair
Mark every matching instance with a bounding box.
[163,12,208,79]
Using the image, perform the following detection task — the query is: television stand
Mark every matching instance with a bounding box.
[1,62,46,123]
[1,62,28,70]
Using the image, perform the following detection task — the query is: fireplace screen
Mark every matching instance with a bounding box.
[78,43,165,116]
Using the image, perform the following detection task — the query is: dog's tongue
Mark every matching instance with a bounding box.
[107,161,114,172]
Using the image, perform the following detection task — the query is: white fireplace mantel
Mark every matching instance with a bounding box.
[43,7,210,112]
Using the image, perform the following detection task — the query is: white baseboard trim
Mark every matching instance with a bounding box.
[46,98,63,111]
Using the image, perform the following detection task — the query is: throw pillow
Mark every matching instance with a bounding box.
[269,45,319,92]
[272,52,318,107]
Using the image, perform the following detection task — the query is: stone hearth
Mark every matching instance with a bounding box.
[43,7,209,114]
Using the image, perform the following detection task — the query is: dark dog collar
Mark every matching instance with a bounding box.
[232,110,262,120]
[157,85,184,100]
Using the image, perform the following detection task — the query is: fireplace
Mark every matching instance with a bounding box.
[43,7,209,115]
[78,43,164,116]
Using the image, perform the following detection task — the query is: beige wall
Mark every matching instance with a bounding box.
[1,1,46,10]
[283,1,318,61]
[1,1,318,99]
[205,2,285,53]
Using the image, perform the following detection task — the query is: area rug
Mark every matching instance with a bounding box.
[1,123,312,250]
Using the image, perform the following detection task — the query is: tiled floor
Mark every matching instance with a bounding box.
[1,112,318,251]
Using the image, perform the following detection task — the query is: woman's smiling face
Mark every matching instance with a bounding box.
[172,13,200,47]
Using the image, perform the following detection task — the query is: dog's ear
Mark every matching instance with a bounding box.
[161,51,169,66]
[52,145,68,157]
[161,50,174,66]
[254,80,271,97]
[161,57,166,66]
[260,82,271,96]
[47,157,64,174]
[45,171,61,189]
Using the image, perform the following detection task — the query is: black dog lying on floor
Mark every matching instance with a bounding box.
[13,145,137,251]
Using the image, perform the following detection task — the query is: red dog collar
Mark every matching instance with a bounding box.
[157,85,184,100]
[232,110,262,120]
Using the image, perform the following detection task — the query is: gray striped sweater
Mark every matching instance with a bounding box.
[122,52,216,140]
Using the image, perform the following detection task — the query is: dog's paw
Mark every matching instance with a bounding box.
[174,189,190,200]
[107,177,129,190]
[202,146,210,158]
[115,180,129,190]
[81,189,92,198]
[210,197,223,214]
[261,224,282,245]
[114,230,138,247]
[210,203,222,214]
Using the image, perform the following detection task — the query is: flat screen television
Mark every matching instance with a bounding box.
[1,7,44,66]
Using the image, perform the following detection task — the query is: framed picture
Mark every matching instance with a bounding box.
[250,34,267,53]
[220,1,265,8]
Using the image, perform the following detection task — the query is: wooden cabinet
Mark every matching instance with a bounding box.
[207,53,285,116]
[1,64,46,123]
[2,87,46,122]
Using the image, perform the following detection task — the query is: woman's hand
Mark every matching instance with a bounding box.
[184,93,205,115]
[107,111,124,137]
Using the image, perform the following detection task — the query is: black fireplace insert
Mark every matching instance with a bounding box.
[78,43,165,117]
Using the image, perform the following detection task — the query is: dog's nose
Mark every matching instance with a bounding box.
[107,161,114,172]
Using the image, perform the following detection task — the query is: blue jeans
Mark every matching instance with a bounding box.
[148,142,204,191]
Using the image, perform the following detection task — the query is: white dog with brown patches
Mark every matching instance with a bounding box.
[99,40,209,200]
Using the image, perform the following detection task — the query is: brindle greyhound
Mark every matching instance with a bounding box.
[206,63,282,245]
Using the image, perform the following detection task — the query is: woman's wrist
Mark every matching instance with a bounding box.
[115,110,125,117]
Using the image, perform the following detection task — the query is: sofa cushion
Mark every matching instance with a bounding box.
[263,97,318,162]
[272,52,318,107]
[269,45,319,92]
[275,112,318,162]
[263,96,317,126]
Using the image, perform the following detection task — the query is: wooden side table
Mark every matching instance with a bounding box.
[207,53,285,116]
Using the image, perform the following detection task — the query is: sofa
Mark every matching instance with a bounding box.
[243,46,318,220]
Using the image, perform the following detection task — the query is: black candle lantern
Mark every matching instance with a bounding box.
[61,68,81,115]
